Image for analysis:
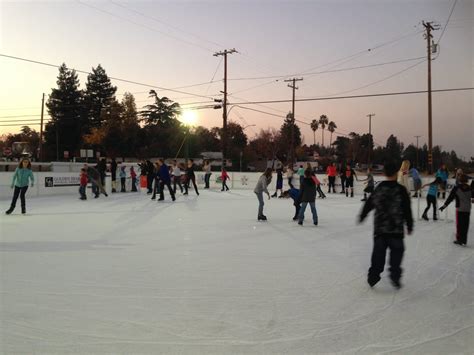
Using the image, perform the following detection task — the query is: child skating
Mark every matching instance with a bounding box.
[421,177,441,221]
[359,168,374,202]
[79,168,87,200]
[439,174,473,246]
[221,167,230,191]
[359,160,413,289]
[297,169,318,226]
[5,158,35,215]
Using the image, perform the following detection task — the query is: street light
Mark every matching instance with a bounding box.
[240,124,256,172]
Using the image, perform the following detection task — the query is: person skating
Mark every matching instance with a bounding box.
[306,164,325,199]
[344,165,357,197]
[359,168,375,201]
[171,160,183,194]
[221,167,230,191]
[119,165,127,192]
[281,188,301,220]
[86,165,108,198]
[286,166,294,189]
[79,168,87,200]
[203,160,212,189]
[157,159,175,201]
[151,162,160,200]
[410,166,422,198]
[339,163,347,194]
[297,165,305,187]
[326,162,337,193]
[98,158,107,190]
[298,169,319,226]
[439,174,473,246]
[110,158,118,193]
[359,160,414,289]
[272,168,283,198]
[5,158,35,215]
[184,159,199,196]
[254,168,272,221]
[130,166,137,192]
[397,160,411,194]
[146,160,155,194]
[436,164,449,199]
[421,177,442,221]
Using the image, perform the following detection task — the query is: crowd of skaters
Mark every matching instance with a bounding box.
[4,157,473,290]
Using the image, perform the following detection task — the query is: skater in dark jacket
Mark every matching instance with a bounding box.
[272,168,284,198]
[130,166,137,192]
[157,159,175,201]
[86,165,108,198]
[359,160,413,289]
[440,174,473,246]
[344,165,357,197]
[184,159,199,196]
[297,169,318,226]
[5,158,34,215]
[110,158,118,193]
[151,162,161,200]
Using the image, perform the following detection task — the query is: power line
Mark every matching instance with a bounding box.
[437,0,458,44]
[0,114,42,119]
[77,0,215,53]
[0,53,217,100]
[229,87,474,106]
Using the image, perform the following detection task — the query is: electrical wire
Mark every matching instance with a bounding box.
[437,0,458,44]
[0,53,217,100]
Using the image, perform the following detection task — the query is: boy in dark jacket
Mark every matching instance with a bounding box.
[157,159,176,201]
[281,188,301,220]
[359,160,413,289]
[440,174,473,246]
[297,169,318,226]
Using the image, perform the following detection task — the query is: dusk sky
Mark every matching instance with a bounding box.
[0,0,472,158]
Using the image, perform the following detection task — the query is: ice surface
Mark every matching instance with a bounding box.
[1,190,473,354]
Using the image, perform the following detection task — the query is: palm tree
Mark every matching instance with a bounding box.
[319,114,329,147]
[328,121,337,148]
[310,119,319,146]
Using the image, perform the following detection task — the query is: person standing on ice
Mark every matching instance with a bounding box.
[184,159,199,196]
[359,160,413,289]
[281,187,301,220]
[119,165,127,192]
[130,166,137,192]
[151,162,161,200]
[326,162,337,193]
[157,159,175,201]
[286,166,294,189]
[220,167,230,191]
[297,169,319,226]
[171,160,183,194]
[359,167,375,202]
[344,165,357,197]
[339,163,347,194]
[421,177,442,221]
[203,160,212,189]
[86,165,108,198]
[397,160,411,194]
[271,167,283,198]
[435,164,449,199]
[254,168,272,221]
[5,158,34,215]
[410,166,422,198]
[110,158,118,193]
[440,174,473,246]
[79,168,88,200]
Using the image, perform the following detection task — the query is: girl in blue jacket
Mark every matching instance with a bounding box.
[6,158,34,215]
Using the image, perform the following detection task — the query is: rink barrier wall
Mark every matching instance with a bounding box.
[0,171,456,201]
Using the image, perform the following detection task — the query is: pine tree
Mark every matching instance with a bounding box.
[279,113,302,163]
[84,64,117,129]
[44,63,84,160]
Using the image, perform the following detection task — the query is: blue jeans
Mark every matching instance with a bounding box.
[255,192,264,216]
[298,202,318,223]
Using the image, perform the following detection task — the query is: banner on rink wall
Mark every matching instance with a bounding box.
[45,176,80,187]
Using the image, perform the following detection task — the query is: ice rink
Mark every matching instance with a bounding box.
[1,189,473,354]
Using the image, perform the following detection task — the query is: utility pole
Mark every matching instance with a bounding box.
[414,135,422,169]
[423,21,439,174]
[367,113,375,167]
[214,48,237,168]
[284,77,303,166]
[39,93,45,162]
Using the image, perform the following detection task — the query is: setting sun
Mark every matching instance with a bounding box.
[180,110,198,126]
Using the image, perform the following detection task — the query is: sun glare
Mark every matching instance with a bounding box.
[180,110,198,126]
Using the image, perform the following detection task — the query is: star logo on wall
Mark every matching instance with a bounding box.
[241,175,248,185]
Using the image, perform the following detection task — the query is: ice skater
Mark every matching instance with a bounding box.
[203,160,212,189]
[339,163,347,194]
[359,167,375,202]
[184,159,199,196]
[326,162,337,193]
[298,169,318,226]
[421,177,442,221]
[79,168,87,200]
[130,166,137,192]
[221,167,230,191]
[359,160,413,289]
[119,165,127,192]
[344,165,357,197]
[439,174,473,246]
[151,162,161,200]
[286,166,294,189]
[110,158,118,193]
[410,166,422,197]
[281,187,301,220]
[272,167,283,198]
[171,160,183,194]
[254,168,272,221]
[157,159,175,201]
[398,160,411,194]
[86,165,108,198]
[436,164,449,199]
[5,158,35,215]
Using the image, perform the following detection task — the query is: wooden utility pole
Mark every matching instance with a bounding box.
[284,77,303,165]
[414,135,422,169]
[39,93,45,162]
[367,113,375,167]
[423,21,439,174]
[214,48,237,167]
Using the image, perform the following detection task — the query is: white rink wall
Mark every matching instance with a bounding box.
[0,170,455,200]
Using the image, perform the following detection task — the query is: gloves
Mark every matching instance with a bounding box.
[439,206,445,211]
